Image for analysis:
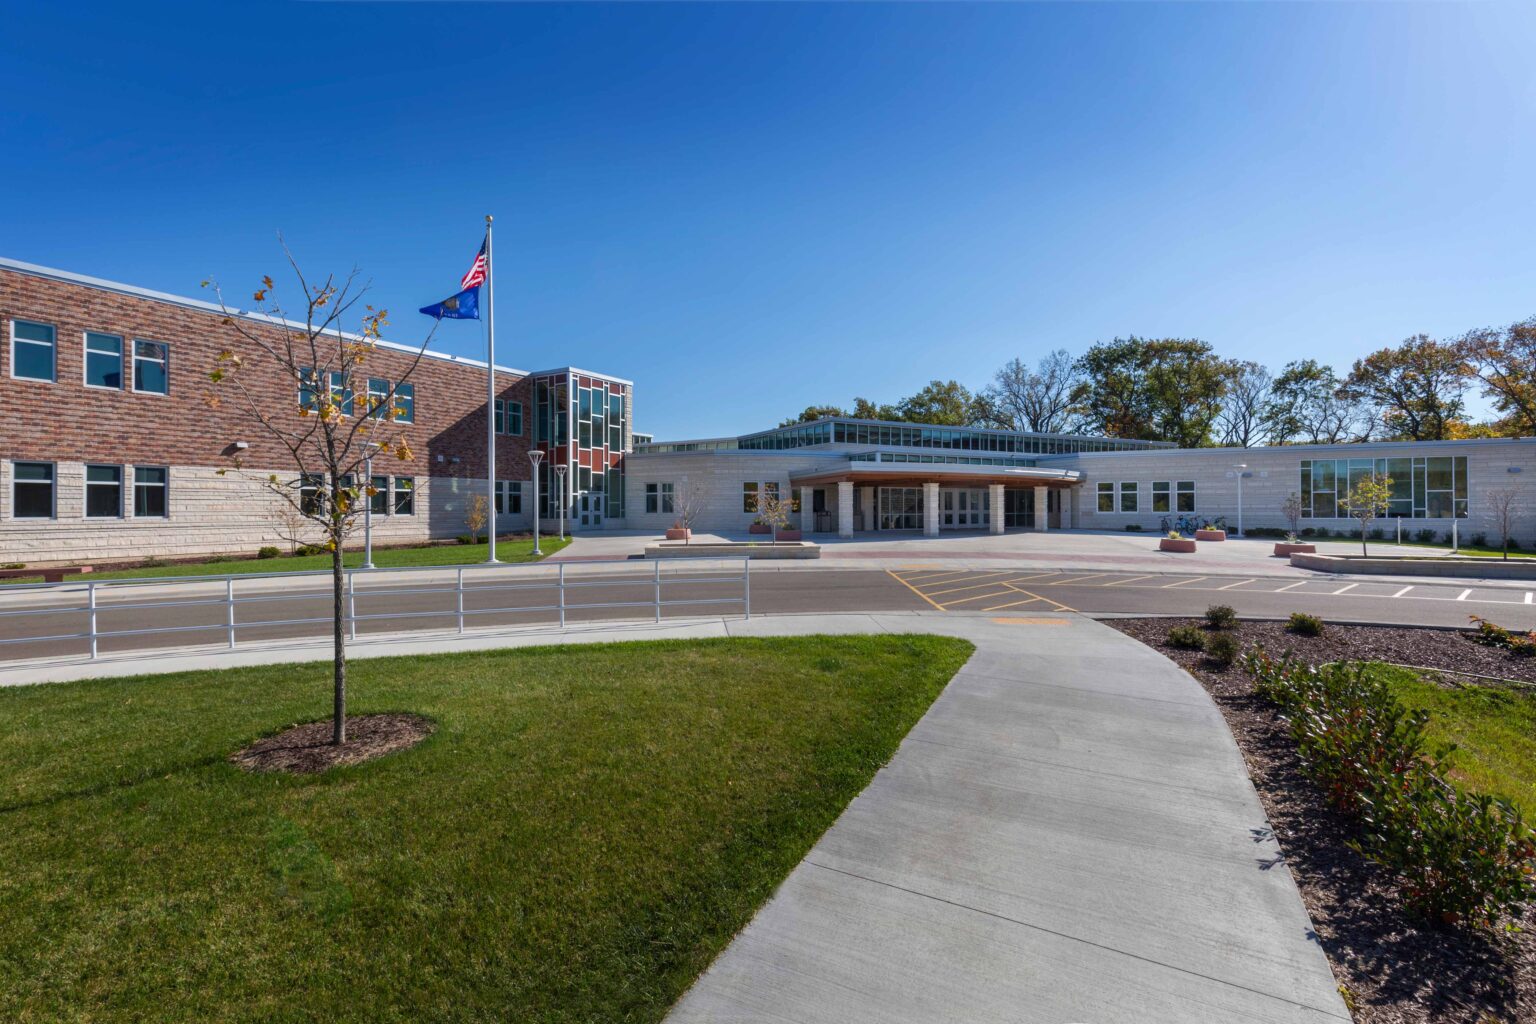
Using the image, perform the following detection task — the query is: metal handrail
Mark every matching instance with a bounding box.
[0,556,751,661]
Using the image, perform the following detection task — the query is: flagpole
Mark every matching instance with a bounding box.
[484,214,498,564]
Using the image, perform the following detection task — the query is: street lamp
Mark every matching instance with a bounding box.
[553,463,567,541]
[528,449,545,556]
[363,442,382,569]
[1233,463,1249,537]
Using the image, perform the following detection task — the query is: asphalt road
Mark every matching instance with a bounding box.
[3,565,1533,665]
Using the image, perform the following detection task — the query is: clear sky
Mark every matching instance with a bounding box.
[3,1,1533,439]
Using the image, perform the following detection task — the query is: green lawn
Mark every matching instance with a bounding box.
[4,535,570,585]
[1375,665,1536,817]
[0,634,972,1023]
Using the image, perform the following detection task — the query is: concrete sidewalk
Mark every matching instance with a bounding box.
[667,614,1350,1023]
[4,610,1347,1021]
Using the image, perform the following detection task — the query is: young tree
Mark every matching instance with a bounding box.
[1215,361,1275,448]
[1339,474,1393,558]
[755,488,794,545]
[672,478,707,545]
[1457,316,1536,437]
[1341,335,1471,441]
[269,501,313,556]
[1280,492,1304,541]
[464,493,490,544]
[1486,485,1522,560]
[982,350,1082,434]
[206,253,430,746]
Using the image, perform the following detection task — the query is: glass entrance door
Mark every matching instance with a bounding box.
[1003,489,1033,529]
[941,489,988,529]
[578,492,604,529]
[877,487,923,530]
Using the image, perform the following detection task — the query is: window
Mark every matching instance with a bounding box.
[495,399,523,436]
[299,474,324,515]
[367,378,390,419]
[1175,481,1196,513]
[85,465,123,518]
[11,320,55,382]
[394,382,414,423]
[1096,481,1114,513]
[134,466,168,518]
[1300,457,1466,519]
[299,367,319,410]
[743,481,759,513]
[133,340,169,394]
[1152,481,1171,514]
[85,332,124,389]
[328,371,353,415]
[12,462,54,518]
[394,476,415,515]
[495,480,523,515]
[764,481,780,503]
[1119,482,1138,513]
[645,482,674,515]
[370,475,390,515]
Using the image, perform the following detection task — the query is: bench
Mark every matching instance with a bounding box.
[0,566,94,583]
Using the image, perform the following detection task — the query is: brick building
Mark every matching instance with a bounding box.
[0,258,632,564]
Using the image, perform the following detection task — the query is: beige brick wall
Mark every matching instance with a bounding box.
[623,452,848,533]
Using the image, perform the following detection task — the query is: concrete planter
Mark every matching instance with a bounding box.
[1290,551,1536,578]
[1194,529,1227,542]
[774,529,802,542]
[1273,542,1316,557]
[646,541,820,560]
[1160,538,1197,553]
[664,528,691,541]
[748,523,771,535]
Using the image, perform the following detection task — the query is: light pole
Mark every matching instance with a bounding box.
[363,442,382,569]
[529,449,544,556]
[1233,463,1248,537]
[554,463,567,541]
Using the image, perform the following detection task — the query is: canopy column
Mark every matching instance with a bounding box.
[922,482,940,537]
[837,480,854,538]
[1034,485,1049,532]
[989,484,1004,534]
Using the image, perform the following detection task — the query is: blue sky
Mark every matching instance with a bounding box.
[3,2,1534,439]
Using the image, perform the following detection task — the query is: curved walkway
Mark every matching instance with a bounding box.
[6,609,1348,1019]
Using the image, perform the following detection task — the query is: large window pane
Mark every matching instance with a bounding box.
[133,340,169,394]
[85,465,122,518]
[12,320,56,381]
[394,477,415,515]
[85,332,124,389]
[134,466,168,517]
[13,462,55,518]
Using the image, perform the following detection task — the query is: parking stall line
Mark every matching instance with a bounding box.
[943,589,1025,607]
[926,576,1027,597]
[1332,583,1358,595]
[1527,592,1533,605]
[1161,577,1208,589]
[980,594,1049,612]
[1103,575,1157,587]
[1272,580,1308,593]
[1392,586,1414,598]
[1457,589,1473,601]
[1215,578,1254,591]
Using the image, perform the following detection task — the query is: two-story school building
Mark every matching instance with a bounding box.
[6,254,1536,565]
[0,258,632,564]
[622,419,1536,543]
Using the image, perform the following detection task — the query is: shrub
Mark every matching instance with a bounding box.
[1123,523,1144,532]
[1204,632,1240,668]
[1287,612,1324,637]
[140,556,166,568]
[206,555,236,564]
[1166,625,1206,650]
[1368,527,1384,540]
[1300,527,1316,537]
[1415,528,1440,544]
[1205,604,1237,630]
[1510,537,1522,551]
[0,562,24,570]
[1241,648,1536,926]
[456,534,474,546]
[296,543,325,557]
[257,546,281,560]
[1471,532,1488,548]
[1245,526,1286,538]
[1314,527,1331,538]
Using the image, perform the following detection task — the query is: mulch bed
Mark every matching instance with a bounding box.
[1107,617,1536,1024]
[230,713,434,774]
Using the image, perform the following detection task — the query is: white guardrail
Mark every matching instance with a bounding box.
[0,557,751,661]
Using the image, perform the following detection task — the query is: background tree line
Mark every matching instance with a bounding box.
[780,316,1536,447]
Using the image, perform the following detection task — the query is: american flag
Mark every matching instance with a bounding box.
[460,238,488,290]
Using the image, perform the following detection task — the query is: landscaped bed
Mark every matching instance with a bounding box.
[0,634,972,1023]
[1109,615,1536,1023]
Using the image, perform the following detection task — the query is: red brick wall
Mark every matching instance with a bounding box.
[0,267,538,481]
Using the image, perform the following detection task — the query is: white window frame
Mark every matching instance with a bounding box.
[495,399,523,436]
[370,474,391,516]
[1096,481,1114,513]
[1118,481,1138,514]
[133,465,170,519]
[1152,480,1171,514]
[10,320,56,383]
[1175,480,1196,514]
[84,464,125,519]
[495,479,523,515]
[393,476,415,516]
[131,338,170,396]
[367,378,391,420]
[393,382,415,424]
[83,331,125,391]
[12,461,57,520]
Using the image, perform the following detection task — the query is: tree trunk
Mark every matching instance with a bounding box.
[1360,525,1368,558]
[332,535,347,745]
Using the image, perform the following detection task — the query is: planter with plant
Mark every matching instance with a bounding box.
[1159,531,1196,553]
[1274,493,1316,556]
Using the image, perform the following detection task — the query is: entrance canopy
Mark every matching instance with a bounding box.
[788,462,1081,489]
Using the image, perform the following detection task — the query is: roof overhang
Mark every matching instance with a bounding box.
[788,463,1082,488]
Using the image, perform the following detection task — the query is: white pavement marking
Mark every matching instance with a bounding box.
[1457,588,1473,601]
[1331,583,1358,595]
[1046,573,1112,585]
[1526,592,1533,605]
[1160,577,1207,589]
[1215,578,1254,591]
[1103,575,1156,587]
[1274,580,1308,593]
[1392,586,1414,598]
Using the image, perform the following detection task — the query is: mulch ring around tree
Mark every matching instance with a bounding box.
[1107,616,1536,1024]
[230,713,435,774]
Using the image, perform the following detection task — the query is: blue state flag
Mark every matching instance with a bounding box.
[419,285,479,320]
